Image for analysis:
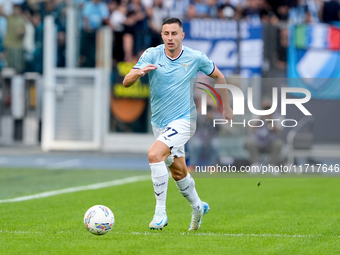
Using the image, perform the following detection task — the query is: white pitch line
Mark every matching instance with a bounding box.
[0,230,42,234]
[1,230,338,239]
[0,175,150,204]
[114,232,339,239]
[181,232,319,238]
[130,232,320,238]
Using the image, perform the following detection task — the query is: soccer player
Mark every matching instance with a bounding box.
[123,17,233,230]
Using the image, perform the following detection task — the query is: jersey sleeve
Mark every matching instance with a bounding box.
[133,48,154,69]
[198,52,215,76]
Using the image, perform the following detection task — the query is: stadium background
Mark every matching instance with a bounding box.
[0,1,340,254]
[0,0,339,164]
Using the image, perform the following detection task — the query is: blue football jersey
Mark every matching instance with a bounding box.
[133,44,215,129]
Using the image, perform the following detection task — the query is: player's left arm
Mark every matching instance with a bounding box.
[208,66,234,121]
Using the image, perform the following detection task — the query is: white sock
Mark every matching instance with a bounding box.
[150,161,168,214]
[175,173,202,213]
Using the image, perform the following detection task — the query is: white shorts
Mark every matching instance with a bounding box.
[152,119,196,167]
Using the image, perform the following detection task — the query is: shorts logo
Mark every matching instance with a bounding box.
[163,136,171,141]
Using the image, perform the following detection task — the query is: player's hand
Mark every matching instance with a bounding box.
[140,64,157,77]
[223,106,234,122]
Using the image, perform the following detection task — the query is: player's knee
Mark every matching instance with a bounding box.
[148,149,162,163]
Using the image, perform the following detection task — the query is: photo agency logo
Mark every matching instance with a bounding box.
[196,82,312,128]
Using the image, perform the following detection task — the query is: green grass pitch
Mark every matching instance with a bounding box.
[0,168,340,254]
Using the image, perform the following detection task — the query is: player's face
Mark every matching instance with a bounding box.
[161,23,185,54]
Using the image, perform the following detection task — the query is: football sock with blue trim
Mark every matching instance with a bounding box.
[150,161,168,214]
[175,173,202,213]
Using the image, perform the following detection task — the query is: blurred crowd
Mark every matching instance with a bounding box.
[1,0,340,73]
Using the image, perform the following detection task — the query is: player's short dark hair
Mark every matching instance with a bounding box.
[162,18,183,28]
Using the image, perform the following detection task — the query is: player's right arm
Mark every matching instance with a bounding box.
[123,64,157,88]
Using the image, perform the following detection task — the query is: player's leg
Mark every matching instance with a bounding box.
[149,119,198,230]
[170,156,210,230]
[148,140,170,230]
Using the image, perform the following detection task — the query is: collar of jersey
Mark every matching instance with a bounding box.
[164,46,184,61]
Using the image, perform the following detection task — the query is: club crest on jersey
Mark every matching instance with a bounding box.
[181,63,192,72]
